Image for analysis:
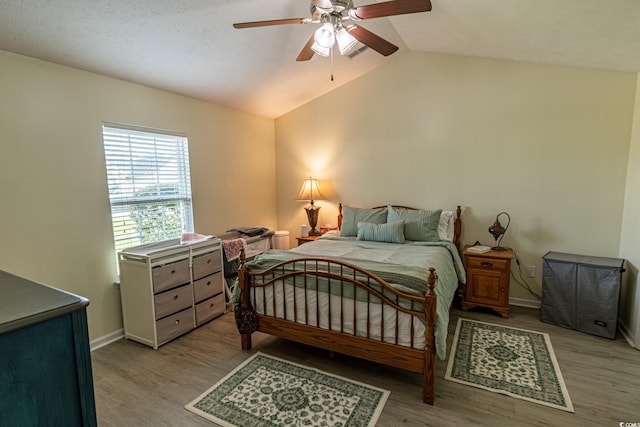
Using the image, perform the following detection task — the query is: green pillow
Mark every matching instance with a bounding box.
[340,206,387,237]
[356,221,405,244]
[387,206,442,242]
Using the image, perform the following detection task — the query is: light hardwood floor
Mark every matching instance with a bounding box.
[91,306,639,426]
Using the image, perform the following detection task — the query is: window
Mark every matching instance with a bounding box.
[102,123,194,256]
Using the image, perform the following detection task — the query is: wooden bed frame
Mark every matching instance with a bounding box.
[235,205,462,405]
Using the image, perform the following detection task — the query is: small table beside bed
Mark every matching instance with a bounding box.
[233,204,465,404]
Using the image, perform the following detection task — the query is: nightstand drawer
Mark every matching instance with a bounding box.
[466,257,509,271]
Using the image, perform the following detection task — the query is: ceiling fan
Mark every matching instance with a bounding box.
[233,0,432,61]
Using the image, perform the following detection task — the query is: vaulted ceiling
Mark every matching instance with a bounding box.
[1,0,639,118]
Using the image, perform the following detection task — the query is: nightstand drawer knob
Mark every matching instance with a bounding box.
[481,261,493,268]
[500,288,505,293]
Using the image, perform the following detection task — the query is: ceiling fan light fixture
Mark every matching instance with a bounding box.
[336,27,357,55]
[314,22,335,48]
[311,40,331,57]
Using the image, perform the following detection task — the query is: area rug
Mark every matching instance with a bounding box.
[445,318,574,412]
[185,352,390,426]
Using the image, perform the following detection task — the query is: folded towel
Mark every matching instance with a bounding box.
[180,232,214,245]
[223,238,245,261]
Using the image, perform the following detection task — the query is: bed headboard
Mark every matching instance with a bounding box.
[337,203,462,252]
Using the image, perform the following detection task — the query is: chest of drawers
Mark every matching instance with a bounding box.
[0,270,97,426]
[119,238,224,349]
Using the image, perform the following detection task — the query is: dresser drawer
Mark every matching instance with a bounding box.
[466,257,509,272]
[156,308,195,345]
[193,272,223,302]
[152,259,190,293]
[195,294,225,325]
[192,250,222,280]
[154,284,193,320]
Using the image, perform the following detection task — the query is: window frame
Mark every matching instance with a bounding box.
[102,122,194,257]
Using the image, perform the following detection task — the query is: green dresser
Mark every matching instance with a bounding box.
[0,270,97,426]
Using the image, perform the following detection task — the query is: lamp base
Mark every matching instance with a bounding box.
[304,206,321,237]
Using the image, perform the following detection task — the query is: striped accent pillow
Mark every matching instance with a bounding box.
[340,206,388,237]
[387,206,442,242]
[356,220,405,244]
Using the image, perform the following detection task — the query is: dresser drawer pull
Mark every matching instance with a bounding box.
[207,281,212,286]
[209,303,215,308]
[481,262,493,268]
[173,295,179,300]
[170,269,176,275]
[175,319,180,325]
[207,259,211,264]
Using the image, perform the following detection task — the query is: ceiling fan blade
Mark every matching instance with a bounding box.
[312,0,334,12]
[233,18,309,29]
[296,35,316,62]
[352,0,432,20]
[347,25,398,56]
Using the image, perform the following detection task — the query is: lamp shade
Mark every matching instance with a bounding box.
[336,27,357,55]
[311,40,331,57]
[314,23,335,49]
[297,178,326,202]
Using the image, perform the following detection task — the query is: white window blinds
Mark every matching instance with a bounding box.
[102,123,194,255]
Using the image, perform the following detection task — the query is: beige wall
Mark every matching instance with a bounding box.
[619,73,640,348]
[0,50,277,341]
[2,47,638,345]
[275,51,636,306]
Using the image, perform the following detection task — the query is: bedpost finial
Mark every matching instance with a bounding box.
[426,267,436,296]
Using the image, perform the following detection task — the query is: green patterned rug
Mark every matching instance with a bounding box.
[445,318,574,412]
[185,352,390,426]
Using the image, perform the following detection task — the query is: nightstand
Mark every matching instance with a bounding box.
[461,245,514,318]
[296,235,320,246]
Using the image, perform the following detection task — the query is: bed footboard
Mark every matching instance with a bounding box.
[234,250,438,404]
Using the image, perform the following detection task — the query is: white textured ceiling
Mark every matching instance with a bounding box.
[1,0,639,118]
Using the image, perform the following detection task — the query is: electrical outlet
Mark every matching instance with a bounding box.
[527,266,536,278]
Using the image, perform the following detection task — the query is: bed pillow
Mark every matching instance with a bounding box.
[357,221,405,244]
[387,206,441,242]
[438,210,455,242]
[340,206,387,237]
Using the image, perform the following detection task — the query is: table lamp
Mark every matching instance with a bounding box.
[296,177,326,236]
[488,212,510,251]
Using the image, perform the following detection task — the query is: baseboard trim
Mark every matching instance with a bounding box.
[90,328,124,352]
[509,297,541,309]
[618,320,638,350]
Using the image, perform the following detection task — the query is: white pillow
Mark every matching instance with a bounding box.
[438,210,455,242]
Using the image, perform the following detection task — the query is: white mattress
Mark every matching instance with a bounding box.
[252,282,426,349]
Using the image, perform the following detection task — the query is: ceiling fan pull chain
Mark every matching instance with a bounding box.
[330,47,334,81]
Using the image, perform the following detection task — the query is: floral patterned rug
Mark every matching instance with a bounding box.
[185,352,390,426]
[445,318,574,412]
